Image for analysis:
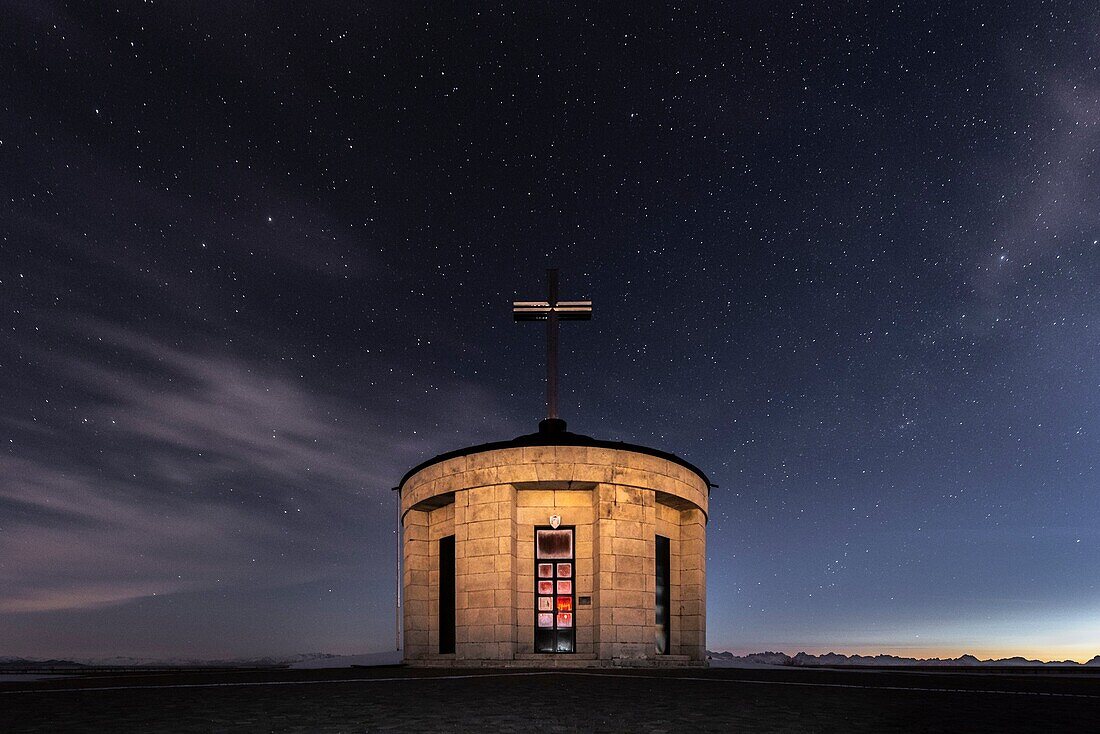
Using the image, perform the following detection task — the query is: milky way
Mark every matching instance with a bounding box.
[2,2,1098,661]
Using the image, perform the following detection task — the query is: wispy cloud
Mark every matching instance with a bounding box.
[0,318,509,614]
[0,455,268,612]
[987,19,1100,269]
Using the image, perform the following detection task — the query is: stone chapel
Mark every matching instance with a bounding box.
[396,272,710,667]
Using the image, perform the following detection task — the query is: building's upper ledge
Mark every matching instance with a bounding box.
[398,423,713,492]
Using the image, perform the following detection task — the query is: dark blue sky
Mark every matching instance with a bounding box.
[2,1,1097,662]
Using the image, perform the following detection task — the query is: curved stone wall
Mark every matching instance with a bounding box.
[400,444,707,666]
[401,445,708,520]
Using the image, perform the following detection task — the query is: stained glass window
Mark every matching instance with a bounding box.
[536,529,573,559]
[534,526,575,653]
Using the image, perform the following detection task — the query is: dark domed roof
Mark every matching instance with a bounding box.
[398,419,713,490]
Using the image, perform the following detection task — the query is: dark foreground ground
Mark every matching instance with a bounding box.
[3,664,1098,733]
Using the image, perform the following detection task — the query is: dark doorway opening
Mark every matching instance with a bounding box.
[534,526,575,653]
[655,534,671,654]
[439,535,455,654]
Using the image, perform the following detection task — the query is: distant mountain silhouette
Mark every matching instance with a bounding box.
[707,650,1098,667]
[0,657,88,671]
[0,653,342,670]
[6,651,1097,670]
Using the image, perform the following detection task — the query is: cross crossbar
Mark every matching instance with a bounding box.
[512,301,593,321]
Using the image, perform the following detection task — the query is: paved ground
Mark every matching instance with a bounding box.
[3,665,1098,732]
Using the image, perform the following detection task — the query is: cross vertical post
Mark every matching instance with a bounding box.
[513,269,592,431]
[546,268,559,421]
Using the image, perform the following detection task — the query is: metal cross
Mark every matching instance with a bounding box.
[513,268,592,430]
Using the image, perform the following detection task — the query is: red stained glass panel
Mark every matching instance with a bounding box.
[556,563,572,578]
[556,580,572,595]
[556,596,572,612]
[556,612,573,628]
[537,563,553,578]
[538,580,553,595]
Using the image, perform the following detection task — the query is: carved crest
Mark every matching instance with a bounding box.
[549,514,561,529]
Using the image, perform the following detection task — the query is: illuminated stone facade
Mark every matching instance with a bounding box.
[399,430,709,667]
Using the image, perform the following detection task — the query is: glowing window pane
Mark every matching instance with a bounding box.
[556,612,573,628]
[538,596,553,612]
[556,596,572,612]
[556,580,572,595]
[538,612,554,628]
[538,580,553,595]
[536,529,573,559]
[556,563,572,578]
[538,563,553,578]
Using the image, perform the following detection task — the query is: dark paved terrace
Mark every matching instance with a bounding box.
[3,665,1098,732]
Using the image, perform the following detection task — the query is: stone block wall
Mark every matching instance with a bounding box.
[401,508,429,659]
[594,484,656,661]
[454,485,516,661]
[400,443,708,666]
[679,507,707,660]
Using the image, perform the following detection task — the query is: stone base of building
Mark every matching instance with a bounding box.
[404,655,707,669]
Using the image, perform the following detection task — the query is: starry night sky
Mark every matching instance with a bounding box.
[2,2,1098,662]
